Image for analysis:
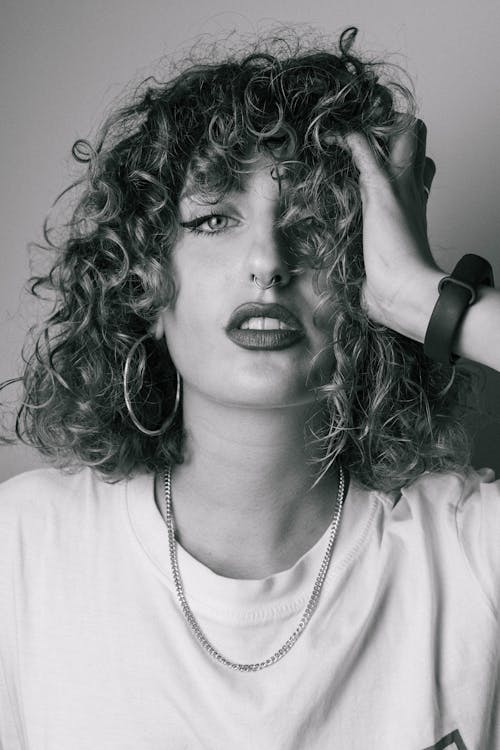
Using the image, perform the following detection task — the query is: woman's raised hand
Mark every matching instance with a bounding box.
[346,120,443,341]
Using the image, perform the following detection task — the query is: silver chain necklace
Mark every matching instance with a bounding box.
[162,465,346,672]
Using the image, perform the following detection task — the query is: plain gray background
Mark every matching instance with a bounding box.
[1,0,499,481]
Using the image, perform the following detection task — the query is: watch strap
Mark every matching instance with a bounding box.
[423,254,494,364]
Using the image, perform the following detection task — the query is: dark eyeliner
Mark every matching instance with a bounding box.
[179,216,213,229]
[179,212,232,236]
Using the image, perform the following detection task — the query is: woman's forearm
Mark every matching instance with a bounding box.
[378,265,500,372]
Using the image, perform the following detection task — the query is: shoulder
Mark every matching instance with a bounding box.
[373,466,500,555]
[0,466,127,539]
[389,467,500,539]
[0,467,137,587]
[394,467,500,615]
[0,465,110,509]
[405,465,496,496]
[1,466,86,499]
[395,466,498,518]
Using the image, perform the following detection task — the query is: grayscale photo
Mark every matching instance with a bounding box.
[1,1,499,748]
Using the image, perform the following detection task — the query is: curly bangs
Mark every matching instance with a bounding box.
[4,26,471,490]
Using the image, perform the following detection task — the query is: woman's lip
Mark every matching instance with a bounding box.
[226,302,303,332]
[226,328,305,350]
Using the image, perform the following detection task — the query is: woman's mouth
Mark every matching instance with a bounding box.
[239,317,295,330]
[226,304,305,350]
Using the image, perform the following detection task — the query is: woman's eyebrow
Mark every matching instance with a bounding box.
[177,186,249,214]
[179,186,244,203]
[177,194,244,218]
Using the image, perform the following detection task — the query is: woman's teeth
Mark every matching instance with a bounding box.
[240,317,295,331]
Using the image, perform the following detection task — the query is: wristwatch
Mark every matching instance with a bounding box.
[423,254,494,364]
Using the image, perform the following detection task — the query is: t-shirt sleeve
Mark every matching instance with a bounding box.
[456,467,500,619]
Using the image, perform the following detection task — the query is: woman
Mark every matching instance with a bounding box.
[0,27,499,749]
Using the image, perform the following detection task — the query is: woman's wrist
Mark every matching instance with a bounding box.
[370,263,500,372]
[364,265,444,344]
[452,284,500,371]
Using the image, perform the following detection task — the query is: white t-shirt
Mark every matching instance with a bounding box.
[0,466,498,749]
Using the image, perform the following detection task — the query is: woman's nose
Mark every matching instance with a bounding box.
[251,272,286,290]
[246,227,292,290]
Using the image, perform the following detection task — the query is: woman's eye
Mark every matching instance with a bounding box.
[203,215,229,232]
[180,214,237,235]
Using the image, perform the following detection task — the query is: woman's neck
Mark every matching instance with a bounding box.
[157,387,340,579]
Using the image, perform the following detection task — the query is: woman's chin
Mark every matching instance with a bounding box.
[182,363,329,410]
[202,381,319,410]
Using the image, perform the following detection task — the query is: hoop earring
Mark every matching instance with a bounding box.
[123,333,181,437]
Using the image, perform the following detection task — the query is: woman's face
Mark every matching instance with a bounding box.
[158,158,335,409]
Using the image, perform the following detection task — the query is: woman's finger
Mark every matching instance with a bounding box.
[344,132,385,189]
[388,123,418,179]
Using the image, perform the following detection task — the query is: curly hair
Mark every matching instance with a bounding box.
[3,26,471,490]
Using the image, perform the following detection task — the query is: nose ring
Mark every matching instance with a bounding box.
[252,274,282,290]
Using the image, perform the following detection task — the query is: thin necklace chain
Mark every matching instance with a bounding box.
[162,465,346,672]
